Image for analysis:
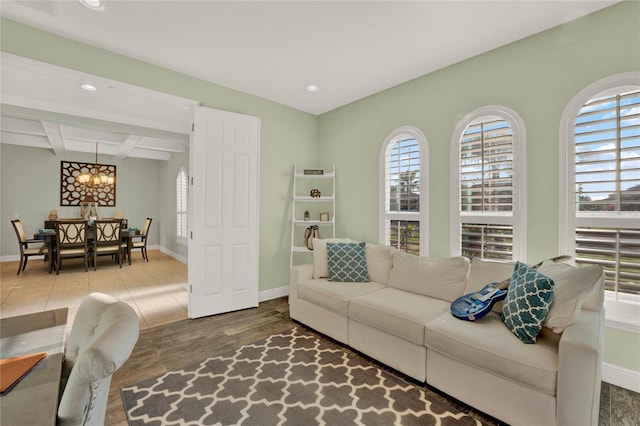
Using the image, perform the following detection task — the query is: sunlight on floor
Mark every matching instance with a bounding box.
[0,250,188,330]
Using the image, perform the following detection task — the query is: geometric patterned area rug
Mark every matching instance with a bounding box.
[122,326,487,425]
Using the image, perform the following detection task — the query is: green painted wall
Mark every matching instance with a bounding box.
[316,1,640,372]
[0,17,318,292]
[606,327,640,372]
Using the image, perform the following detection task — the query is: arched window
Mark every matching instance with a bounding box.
[379,127,428,255]
[560,73,640,300]
[176,167,188,242]
[450,106,526,260]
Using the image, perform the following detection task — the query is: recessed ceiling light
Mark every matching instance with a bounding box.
[78,0,104,11]
[305,85,319,92]
[80,83,97,92]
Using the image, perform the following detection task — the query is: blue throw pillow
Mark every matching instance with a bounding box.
[327,242,370,283]
[501,262,555,344]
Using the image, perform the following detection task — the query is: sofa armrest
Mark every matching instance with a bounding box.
[289,263,314,320]
[556,308,604,426]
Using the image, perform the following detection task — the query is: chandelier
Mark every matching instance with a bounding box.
[77,143,115,202]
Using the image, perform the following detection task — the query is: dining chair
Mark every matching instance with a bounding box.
[92,219,123,270]
[10,219,46,275]
[58,293,139,426]
[130,217,153,262]
[55,220,89,275]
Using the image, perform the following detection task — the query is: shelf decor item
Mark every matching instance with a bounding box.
[303,169,324,175]
[290,164,335,266]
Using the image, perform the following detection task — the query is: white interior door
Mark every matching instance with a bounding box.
[188,106,260,318]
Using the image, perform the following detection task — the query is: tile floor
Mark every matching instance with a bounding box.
[0,249,188,329]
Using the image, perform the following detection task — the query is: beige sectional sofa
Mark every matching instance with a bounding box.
[289,240,605,426]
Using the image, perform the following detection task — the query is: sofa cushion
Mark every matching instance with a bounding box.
[466,258,516,314]
[327,242,369,282]
[501,262,555,344]
[538,261,603,333]
[349,287,451,345]
[365,244,396,284]
[387,252,469,302]
[312,238,351,278]
[425,312,560,396]
[298,278,385,316]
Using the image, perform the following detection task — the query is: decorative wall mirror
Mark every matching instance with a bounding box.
[60,157,116,206]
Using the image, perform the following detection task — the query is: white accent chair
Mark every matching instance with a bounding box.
[58,293,139,426]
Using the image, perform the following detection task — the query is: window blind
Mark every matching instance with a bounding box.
[460,119,513,212]
[575,227,640,294]
[573,90,640,295]
[387,138,420,213]
[461,223,513,260]
[575,90,640,212]
[176,169,188,240]
[388,220,420,255]
[384,136,422,254]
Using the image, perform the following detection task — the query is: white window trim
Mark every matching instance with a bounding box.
[378,126,429,256]
[176,167,188,243]
[450,105,527,261]
[559,72,640,331]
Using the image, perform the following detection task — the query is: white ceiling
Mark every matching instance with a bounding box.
[0,0,620,160]
[0,53,196,160]
[1,0,620,116]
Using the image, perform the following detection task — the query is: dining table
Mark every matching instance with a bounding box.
[0,308,68,426]
[35,223,138,273]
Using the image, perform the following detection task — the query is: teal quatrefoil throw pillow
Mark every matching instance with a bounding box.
[501,262,555,344]
[327,242,370,283]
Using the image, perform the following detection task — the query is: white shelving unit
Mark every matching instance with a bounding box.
[290,164,336,266]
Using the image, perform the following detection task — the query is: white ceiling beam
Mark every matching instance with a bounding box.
[115,135,142,160]
[126,148,171,161]
[62,126,128,145]
[0,132,51,149]
[0,116,47,136]
[136,137,186,153]
[41,121,67,157]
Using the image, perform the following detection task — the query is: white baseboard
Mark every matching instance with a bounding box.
[259,285,289,302]
[603,362,640,393]
[157,245,187,264]
[156,248,288,303]
[0,254,22,262]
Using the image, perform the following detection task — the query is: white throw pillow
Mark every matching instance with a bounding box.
[538,260,603,333]
[365,244,396,284]
[466,257,516,313]
[387,252,469,302]
[312,238,351,278]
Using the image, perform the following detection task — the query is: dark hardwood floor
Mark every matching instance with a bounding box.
[106,297,294,425]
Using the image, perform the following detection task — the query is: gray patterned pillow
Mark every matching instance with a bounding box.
[501,262,555,344]
[327,242,369,282]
